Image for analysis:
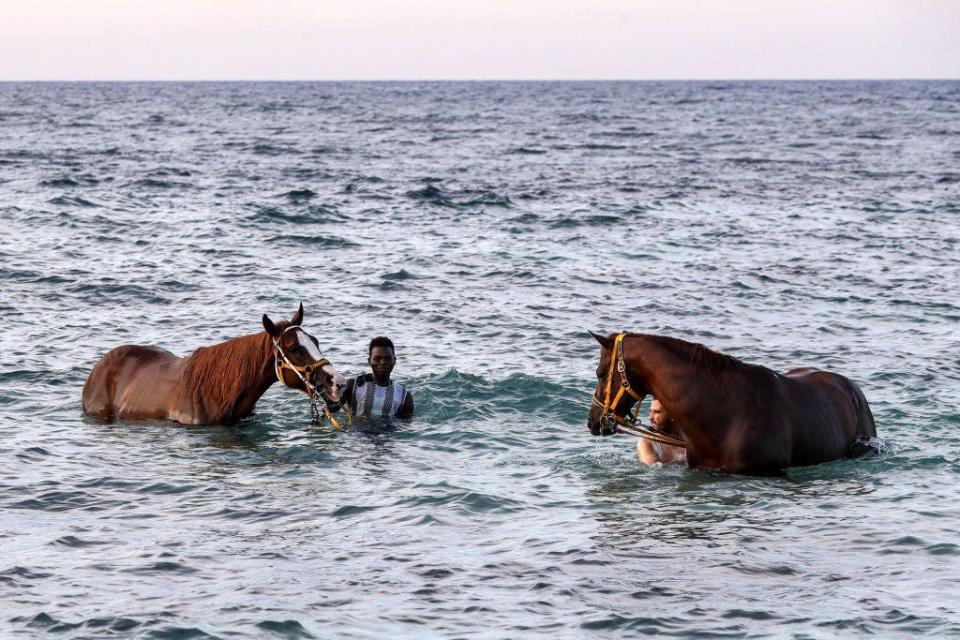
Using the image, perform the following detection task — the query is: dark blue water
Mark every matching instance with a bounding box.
[2,81,959,638]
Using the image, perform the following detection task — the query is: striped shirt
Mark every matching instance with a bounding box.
[351,375,409,421]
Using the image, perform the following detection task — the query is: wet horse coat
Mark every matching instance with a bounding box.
[587,333,877,475]
[82,305,344,425]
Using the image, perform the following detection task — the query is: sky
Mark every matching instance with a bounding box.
[1,0,958,80]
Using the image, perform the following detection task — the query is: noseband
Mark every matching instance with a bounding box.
[272,326,330,396]
[592,333,645,429]
[591,333,686,449]
[272,326,351,429]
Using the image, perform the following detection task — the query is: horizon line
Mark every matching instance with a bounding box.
[2,77,959,83]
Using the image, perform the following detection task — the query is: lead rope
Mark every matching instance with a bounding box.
[310,392,352,429]
[616,421,687,448]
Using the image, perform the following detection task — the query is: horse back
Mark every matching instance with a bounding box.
[82,345,182,420]
[781,368,875,462]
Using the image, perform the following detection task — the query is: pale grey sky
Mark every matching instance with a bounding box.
[1,0,958,80]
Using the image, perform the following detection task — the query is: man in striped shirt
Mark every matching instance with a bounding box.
[342,336,415,421]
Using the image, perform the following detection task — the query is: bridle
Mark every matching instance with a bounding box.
[592,333,644,429]
[591,333,686,449]
[272,325,351,429]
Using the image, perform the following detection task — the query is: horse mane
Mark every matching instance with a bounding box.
[178,321,288,419]
[633,333,746,374]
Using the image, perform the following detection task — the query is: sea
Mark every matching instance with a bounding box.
[1,81,958,638]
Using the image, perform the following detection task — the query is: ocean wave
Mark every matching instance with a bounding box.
[146,166,192,177]
[40,175,100,187]
[265,234,358,248]
[416,369,586,423]
[8,613,146,635]
[249,204,344,225]
[257,101,301,113]
[405,184,513,208]
[506,147,548,155]
[9,489,124,513]
[279,188,316,203]
[251,142,301,156]
[596,129,656,139]
[50,535,111,548]
[47,195,100,207]
[0,267,74,285]
[549,213,624,228]
[128,178,191,189]
[0,149,47,160]
[249,206,314,225]
[405,184,450,204]
[507,212,542,224]
[256,619,314,637]
[382,269,416,281]
[577,142,629,150]
[65,281,171,304]
[394,485,524,514]
[309,145,343,155]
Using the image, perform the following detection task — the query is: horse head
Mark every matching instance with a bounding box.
[263,303,346,407]
[587,330,647,436]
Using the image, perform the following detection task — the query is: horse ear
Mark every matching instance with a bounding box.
[589,330,614,350]
[263,314,281,337]
[290,302,304,327]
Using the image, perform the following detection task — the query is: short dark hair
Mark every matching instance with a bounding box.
[368,336,395,357]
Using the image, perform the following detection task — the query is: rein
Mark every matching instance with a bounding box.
[592,333,687,449]
[272,326,352,429]
[616,421,687,448]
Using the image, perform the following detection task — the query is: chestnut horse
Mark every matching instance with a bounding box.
[82,304,346,425]
[587,332,877,475]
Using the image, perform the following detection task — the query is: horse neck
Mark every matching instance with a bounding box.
[180,330,277,420]
[626,335,733,444]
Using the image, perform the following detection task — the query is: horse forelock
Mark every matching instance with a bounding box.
[178,326,281,418]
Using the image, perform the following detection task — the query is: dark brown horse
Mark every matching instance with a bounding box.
[587,332,877,475]
[82,304,346,425]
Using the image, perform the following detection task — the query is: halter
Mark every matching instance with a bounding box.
[591,333,687,449]
[272,326,352,429]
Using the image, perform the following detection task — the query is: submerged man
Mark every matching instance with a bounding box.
[342,336,415,420]
[637,399,686,465]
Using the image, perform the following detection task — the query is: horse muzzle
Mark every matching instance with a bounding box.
[320,372,346,406]
[587,409,619,437]
[597,413,619,436]
[320,391,343,411]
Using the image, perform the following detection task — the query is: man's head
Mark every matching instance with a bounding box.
[649,399,671,430]
[368,336,396,381]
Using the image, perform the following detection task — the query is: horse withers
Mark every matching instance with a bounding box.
[587,332,878,475]
[82,304,345,425]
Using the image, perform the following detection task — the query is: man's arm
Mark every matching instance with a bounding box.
[396,390,415,419]
[637,439,658,465]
